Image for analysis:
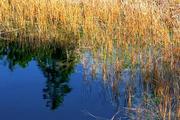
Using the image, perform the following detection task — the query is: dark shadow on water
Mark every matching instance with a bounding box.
[0,40,78,110]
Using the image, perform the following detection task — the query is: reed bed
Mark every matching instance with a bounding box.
[0,0,179,44]
[81,45,179,119]
[0,0,179,67]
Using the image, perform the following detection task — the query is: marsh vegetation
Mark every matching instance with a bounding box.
[0,0,179,119]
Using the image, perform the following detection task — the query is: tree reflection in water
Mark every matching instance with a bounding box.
[0,40,77,110]
[0,39,179,118]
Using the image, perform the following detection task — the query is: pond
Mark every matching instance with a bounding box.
[0,40,179,120]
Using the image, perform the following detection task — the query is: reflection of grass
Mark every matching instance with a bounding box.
[81,42,179,119]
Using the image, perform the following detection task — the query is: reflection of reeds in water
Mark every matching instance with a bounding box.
[81,46,179,119]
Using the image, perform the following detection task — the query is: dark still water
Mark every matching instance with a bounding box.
[0,41,118,120]
[0,61,115,120]
[0,40,179,120]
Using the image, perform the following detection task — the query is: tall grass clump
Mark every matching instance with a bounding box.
[0,0,179,45]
